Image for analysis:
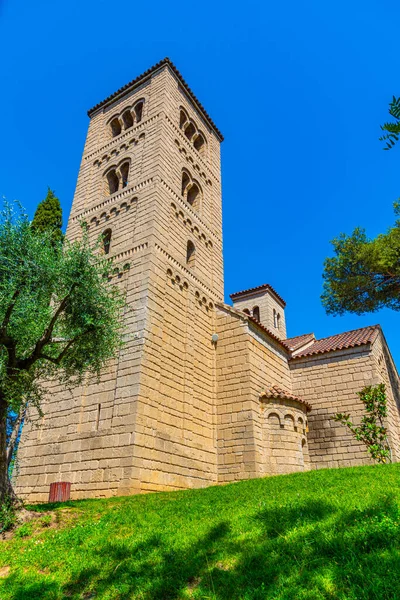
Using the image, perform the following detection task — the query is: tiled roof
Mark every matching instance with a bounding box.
[87,57,224,141]
[247,315,290,352]
[283,333,315,352]
[230,283,286,307]
[291,325,380,360]
[260,385,311,411]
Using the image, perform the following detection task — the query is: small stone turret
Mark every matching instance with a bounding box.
[230,283,287,339]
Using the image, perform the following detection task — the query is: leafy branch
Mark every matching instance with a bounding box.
[333,383,391,464]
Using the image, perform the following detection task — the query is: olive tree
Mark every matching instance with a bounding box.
[0,202,124,502]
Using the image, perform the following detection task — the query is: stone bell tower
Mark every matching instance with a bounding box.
[16,58,225,501]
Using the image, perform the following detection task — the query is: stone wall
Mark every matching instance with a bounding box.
[371,334,400,461]
[290,345,379,469]
[215,305,309,482]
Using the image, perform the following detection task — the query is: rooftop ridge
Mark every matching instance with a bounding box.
[230,283,286,307]
[290,324,381,360]
[309,324,380,344]
[87,57,224,141]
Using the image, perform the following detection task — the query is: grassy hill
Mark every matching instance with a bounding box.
[1,464,400,600]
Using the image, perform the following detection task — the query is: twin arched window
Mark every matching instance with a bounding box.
[179,108,206,155]
[108,100,144,139]
[181,170,202,211]
[273,309,281,329]
[105,161,130,196]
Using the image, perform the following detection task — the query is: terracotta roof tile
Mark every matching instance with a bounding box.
[260,385,311,411]
[291,325,380,359]
[283,333,315,352]
[230,283,286,307]
[247,315,290,352]
[87,57,224,141]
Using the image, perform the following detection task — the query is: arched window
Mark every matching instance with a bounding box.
[253,306,260,321]
[184,122,196,141]
[186,240,196,267]
[122,109,133,130]
[120,162,129,188]
[102,229,112,255]
[182,171,190,196]
[194,133,205,154]
[180,109,188,129]
[107,169,119,195]
[243,309,251,316]
[110,118,121,138]
[178,108,207,154]
[134,101,143,123]
[277,313,281,330]
[187,183,200,210]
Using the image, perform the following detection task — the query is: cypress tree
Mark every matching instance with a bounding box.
[31,188,63,244]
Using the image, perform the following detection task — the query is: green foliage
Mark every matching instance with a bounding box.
[1,464,400,599]
[0,494,16,533]
[13,522,33,538]
[0,201,124,500]
[334,384,391,464]
[38,514,52,528]
[322,96,400,315]
[380,96,400,150]
[31,188,63,244]
[321,202,400,315]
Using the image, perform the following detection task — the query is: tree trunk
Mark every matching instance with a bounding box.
[7,403,26,469]
[0,396,8,503]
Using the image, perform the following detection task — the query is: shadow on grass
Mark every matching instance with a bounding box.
[27,499,98,512]
[4,496,400,600]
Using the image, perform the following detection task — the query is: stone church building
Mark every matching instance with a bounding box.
[16,59,400,501]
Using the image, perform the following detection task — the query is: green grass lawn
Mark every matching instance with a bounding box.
[1,464,400,600]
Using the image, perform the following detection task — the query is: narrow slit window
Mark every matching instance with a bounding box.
[103,229,112,255]
[120,162,129,188]
[186,240,196,267]
[107,170,119,195]
[182,171,190,197]
[187,183,200,209]
[273,309,277,328]
[96,404,101,431]
[253,306,260,321]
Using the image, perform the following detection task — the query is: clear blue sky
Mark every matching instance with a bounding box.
[1,0,399,365]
